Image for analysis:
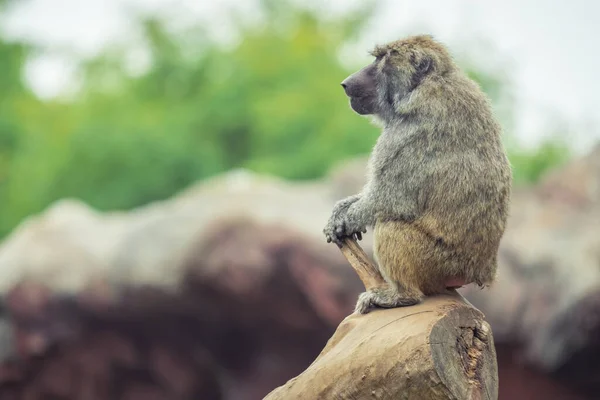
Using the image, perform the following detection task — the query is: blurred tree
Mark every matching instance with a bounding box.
[508,134,571,184]
[0,8,37,235]
[0,0,573,238]
[33,0,381,214]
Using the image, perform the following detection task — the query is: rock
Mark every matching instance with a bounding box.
[536,143,600,208]
[0,168,370,293]
[461,144,600,397]
[325,156,369,199]
[180,217,363,326]
[0,286,223,400]
[0,218,363,400]
[0,199,116,293]
[0,145,600,399]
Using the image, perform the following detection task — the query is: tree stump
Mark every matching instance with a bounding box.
[264,238,499,400]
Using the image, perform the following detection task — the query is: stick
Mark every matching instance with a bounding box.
[265,294,498,400]
[338,237,386,290]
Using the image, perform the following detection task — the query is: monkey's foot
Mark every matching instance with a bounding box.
[354,287,421,314]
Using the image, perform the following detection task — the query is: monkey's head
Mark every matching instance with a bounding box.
[341,35,456,120]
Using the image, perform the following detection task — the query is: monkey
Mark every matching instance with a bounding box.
[323,35,512,314]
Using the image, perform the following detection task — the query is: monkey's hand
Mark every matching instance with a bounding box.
[323,195,365,247]
[341,200,372,240]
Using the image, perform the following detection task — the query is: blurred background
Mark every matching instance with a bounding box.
[0,0,598,399]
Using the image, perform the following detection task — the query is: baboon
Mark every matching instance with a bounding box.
[323,35,512,314]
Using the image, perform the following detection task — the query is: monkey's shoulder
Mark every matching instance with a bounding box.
[370,127,460,167]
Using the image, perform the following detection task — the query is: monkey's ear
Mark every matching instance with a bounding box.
[416,56,432,76]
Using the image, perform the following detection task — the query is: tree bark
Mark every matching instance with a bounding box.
[264,239,499,400]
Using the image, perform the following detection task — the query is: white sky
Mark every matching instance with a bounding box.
[2,0,599,152]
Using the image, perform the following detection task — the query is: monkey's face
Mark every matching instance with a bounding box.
[340,63,378,115]
[342,36,445,120]
[340,53,429,118]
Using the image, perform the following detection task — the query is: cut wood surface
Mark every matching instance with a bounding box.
[264,239,499,400]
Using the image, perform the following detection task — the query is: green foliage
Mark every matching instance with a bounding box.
[508,139,571,184]
[0,0,573,238]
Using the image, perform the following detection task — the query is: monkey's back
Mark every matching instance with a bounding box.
[374,156,510,294]
[373,76,512,294]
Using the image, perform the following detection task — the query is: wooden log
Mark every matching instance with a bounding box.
[337,237,386,290]
[264,239,499,400]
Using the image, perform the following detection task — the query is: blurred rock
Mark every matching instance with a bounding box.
[0,146,599,398]
[0,283,223,400]
[461,144,600,397]
[0,200,117,294]
[182,217,362,326]
[537,143,600,208]
[325,156,368,199]
[0,167,372,294]
[0,218,362,399]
